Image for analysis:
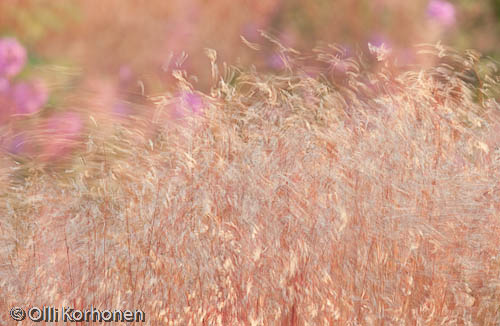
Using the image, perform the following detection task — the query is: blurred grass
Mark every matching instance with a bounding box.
[1,44,500,324]
[1,2,500,324]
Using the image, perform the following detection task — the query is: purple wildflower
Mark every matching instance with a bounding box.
[0,77,9,94]
[0,37,27,77]
[427,0,456,27]
[172,91,204,119]
[11,80,48,114]
[183,92,203,114]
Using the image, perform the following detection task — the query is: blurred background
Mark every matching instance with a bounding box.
[0,0,499,164]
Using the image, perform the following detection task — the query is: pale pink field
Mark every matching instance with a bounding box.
[1,43,500,325]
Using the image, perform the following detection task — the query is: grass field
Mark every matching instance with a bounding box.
[1,43,500,325]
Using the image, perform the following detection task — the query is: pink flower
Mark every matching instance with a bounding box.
[427,0,456,27]
[0,37,27,77]
[0,77,9,94]
[42,112,83,159]
[172,91,204,119]
[12,80,48,114]
[184,92,203,114]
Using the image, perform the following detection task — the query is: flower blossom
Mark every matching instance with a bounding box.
[427,0,456,27]
[0,37,27,77]
[172,91,204,119]
[11,80,48,114]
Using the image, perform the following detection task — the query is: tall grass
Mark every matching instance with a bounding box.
[1,43,500,325]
